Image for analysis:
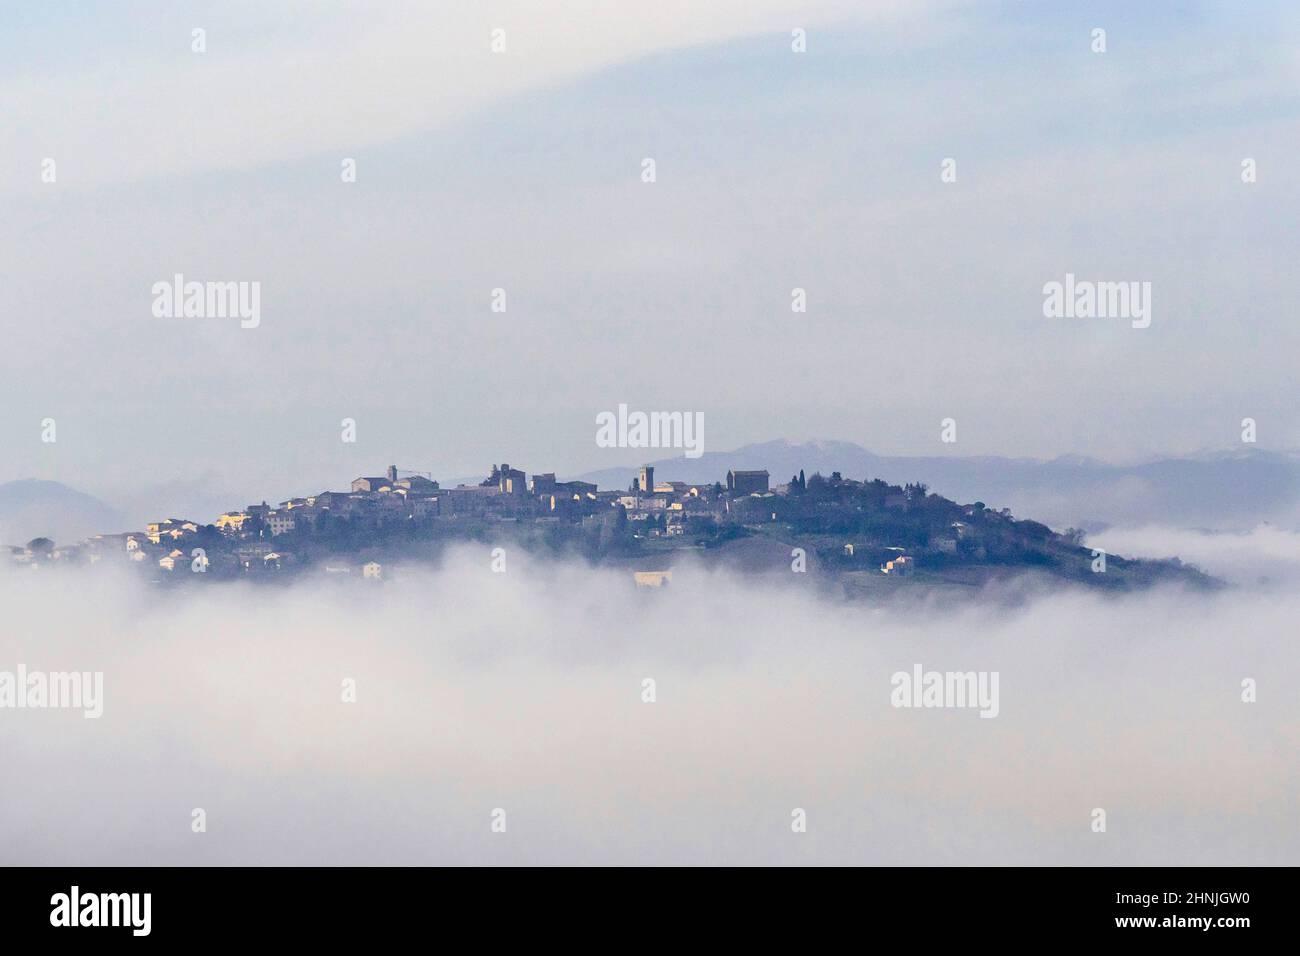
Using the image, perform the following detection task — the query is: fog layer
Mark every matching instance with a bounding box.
[1,551,1294,865]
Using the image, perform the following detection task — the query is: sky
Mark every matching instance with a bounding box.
[2,0,1299,509]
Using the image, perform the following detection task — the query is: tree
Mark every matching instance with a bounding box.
[26,537,55,555]
[597,505,633,556]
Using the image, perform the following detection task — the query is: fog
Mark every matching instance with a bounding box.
[1090,523,1300,590]
[1,550,1293,866]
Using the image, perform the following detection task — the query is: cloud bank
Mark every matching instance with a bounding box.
[1089,523,1300,588]
[2,550,1293,865]
[0,0,929,192]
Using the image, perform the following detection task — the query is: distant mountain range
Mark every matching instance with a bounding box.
[575,440,1300,532]
[5,440,1297,546]
[0,480,121,546]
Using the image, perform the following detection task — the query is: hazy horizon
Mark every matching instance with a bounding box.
[4,435,1299,546]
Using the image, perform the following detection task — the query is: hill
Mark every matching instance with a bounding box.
[576,440,1300,532]
[0,480,122,546]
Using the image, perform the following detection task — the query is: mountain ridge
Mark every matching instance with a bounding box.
[0,479,122,546]
[6,441,1297,544]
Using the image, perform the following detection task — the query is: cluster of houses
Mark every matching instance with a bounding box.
[6,462,973,580]
[216,464,777,541]
[5,464,776,577]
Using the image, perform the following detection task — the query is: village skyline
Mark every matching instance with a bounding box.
[6,452,1218,600]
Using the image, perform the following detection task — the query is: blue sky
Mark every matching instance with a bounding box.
[2,1,1298,512]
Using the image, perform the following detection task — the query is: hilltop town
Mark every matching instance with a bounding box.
[5,462,1213,594]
